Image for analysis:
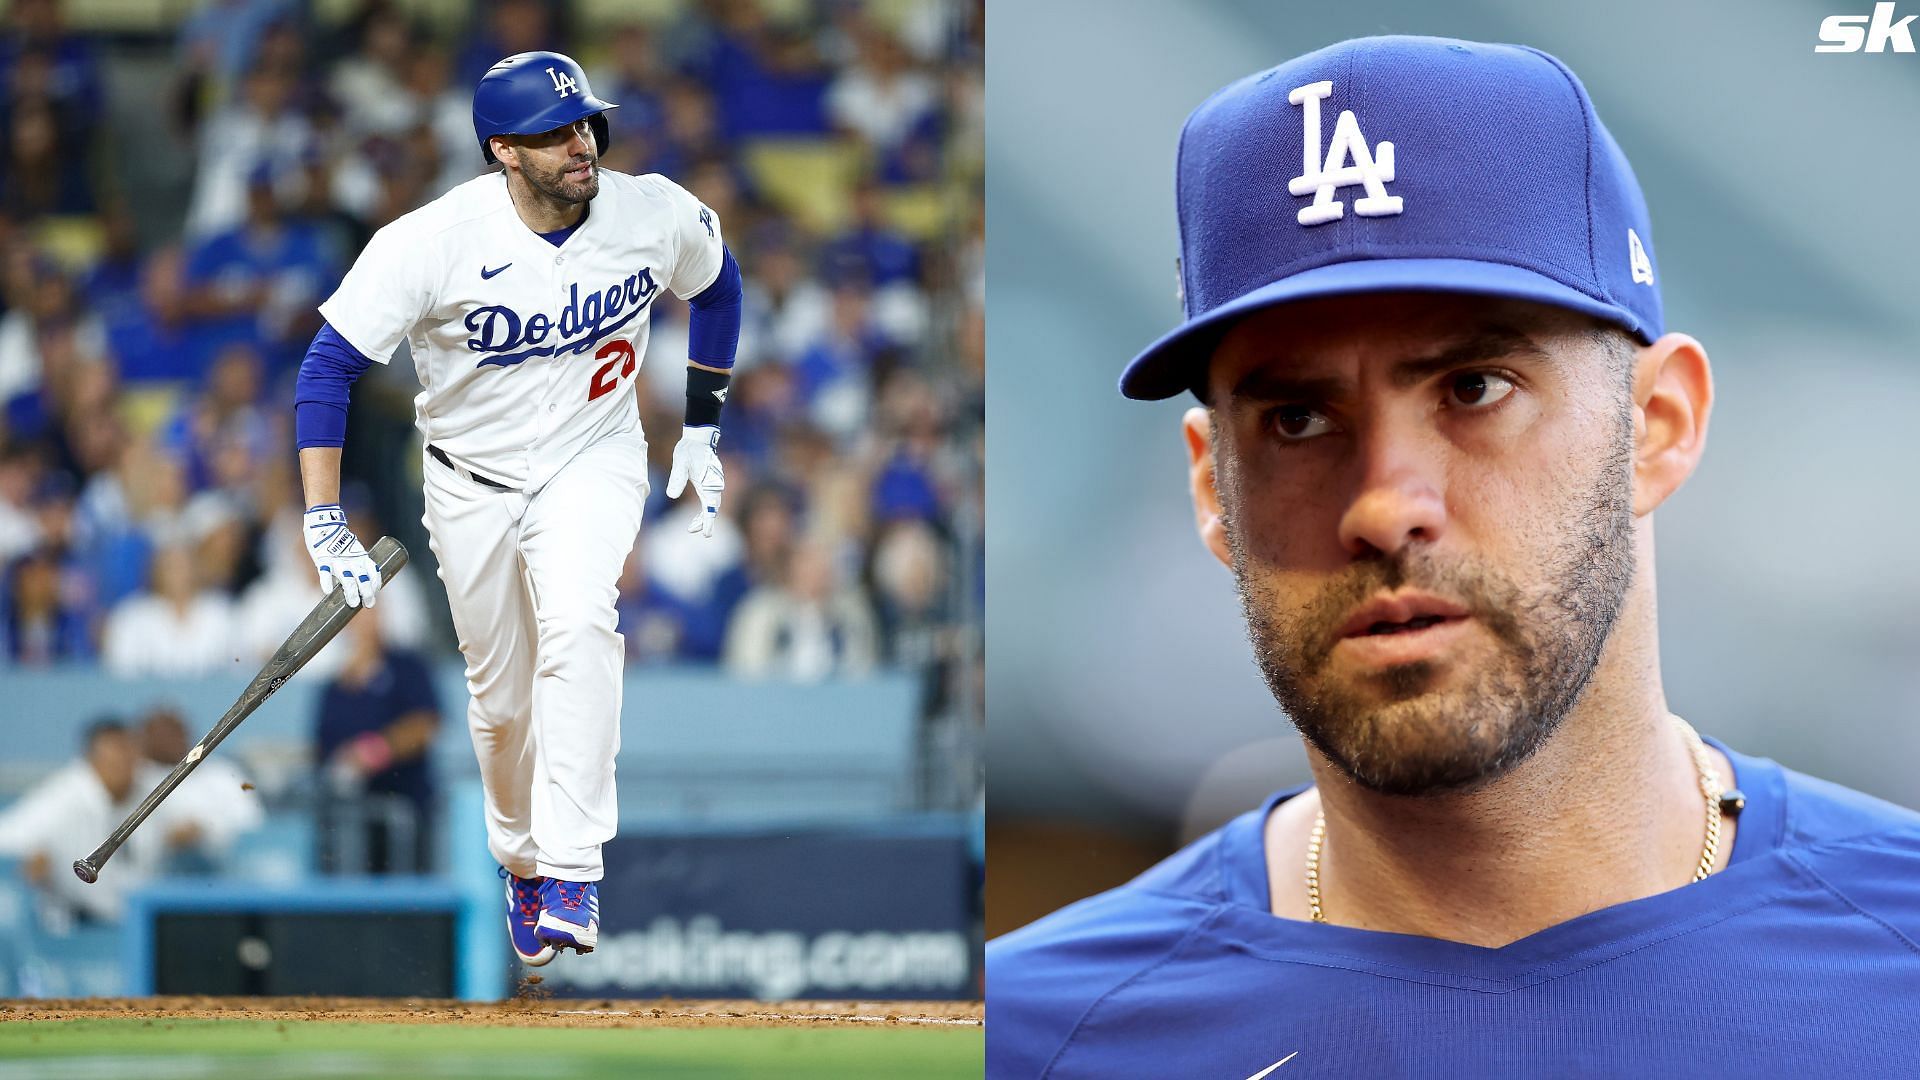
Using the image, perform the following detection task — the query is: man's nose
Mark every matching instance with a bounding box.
[1336,421,1446,559]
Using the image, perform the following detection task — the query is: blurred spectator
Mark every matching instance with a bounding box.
[0,443,40,562]
[1,465,95,662]
[827,15,939,179]
[183,167,337,374]
[160,343,269,491]
[642,77,726,179]
[823,180,919,288]
[175,0,297,104]
[102,246,217,383]
[0,0,105,125]
[590,24,669,164]
[0,254,111,432]
[184,63,315,237]
[409,45,483,196]
[710,360,799,466]
[823,181,927,346]
[314,605,441,874]
[0,719,161,924]
[3,543,91,663]
[795,282,892,438]
[1,96,94,216]
[134,703,264,873]
[725,537,878,681]
[101,543,236,677]
[684,481,799,660]
[327,5,414,137]
[0,0,106,219]
[869,518,950,668]
[451,0,552,89]
[869,367,952,525]
[81,201,147,333]
[286,147,372,265]
[694,0,831,140]
[739,228,830,368]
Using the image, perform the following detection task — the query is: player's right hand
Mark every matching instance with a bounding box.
[303,504,381,608]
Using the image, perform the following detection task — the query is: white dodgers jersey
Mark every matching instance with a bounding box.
[319,169,724,491]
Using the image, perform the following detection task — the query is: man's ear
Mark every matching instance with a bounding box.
[1630,332,1713,517]
[1183,406,1233,568]
[490,136,515,169]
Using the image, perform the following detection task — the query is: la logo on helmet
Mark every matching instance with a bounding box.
[548,66,578,97]
[1287,80,1403,227]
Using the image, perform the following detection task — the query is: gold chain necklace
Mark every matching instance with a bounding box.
[1306,714,1745,924]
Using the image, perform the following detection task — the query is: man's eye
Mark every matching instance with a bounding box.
[1447,371,1515,409]
[1270,407,1335,441]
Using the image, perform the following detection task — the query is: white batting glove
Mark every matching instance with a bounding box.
[665,425,724,538]
[304,504,380,608]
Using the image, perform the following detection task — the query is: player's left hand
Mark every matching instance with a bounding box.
[666,425,724,538]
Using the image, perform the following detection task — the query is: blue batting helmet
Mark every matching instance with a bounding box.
[472,51,618,165]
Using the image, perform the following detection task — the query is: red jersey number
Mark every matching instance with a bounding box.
[587,340,638,401]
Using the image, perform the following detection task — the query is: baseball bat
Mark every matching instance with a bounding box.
[73,536,409,884]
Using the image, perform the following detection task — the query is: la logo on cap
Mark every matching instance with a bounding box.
[1287,80,1404,227]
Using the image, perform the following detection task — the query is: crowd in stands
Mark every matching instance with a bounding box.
[0,0,985,750]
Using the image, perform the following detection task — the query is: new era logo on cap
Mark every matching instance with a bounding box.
[1122,36,1664,400]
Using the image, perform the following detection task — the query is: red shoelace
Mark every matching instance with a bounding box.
[507,873,544,920]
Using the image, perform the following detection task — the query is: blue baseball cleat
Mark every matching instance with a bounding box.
[534,877,599,955]
[500,868,555,967]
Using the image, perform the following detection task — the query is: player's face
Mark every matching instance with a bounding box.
[1195,293,1638,796]
[506,118,600,203]
[89,731,137,802]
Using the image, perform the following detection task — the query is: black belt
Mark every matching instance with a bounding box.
[428,445,512,490]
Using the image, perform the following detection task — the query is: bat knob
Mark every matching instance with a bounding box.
[72,860,98,884]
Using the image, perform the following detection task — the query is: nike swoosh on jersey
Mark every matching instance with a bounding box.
[1245,1052,1298,1080]
[481,263,512,279]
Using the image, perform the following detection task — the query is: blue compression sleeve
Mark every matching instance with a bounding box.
[686,247,742,369]
[294,323,376,449]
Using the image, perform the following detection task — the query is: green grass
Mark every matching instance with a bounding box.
[0,1018,983,1079]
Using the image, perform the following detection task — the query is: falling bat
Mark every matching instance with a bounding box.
[73,536,409,884]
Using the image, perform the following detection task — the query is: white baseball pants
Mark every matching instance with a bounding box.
[421,430,648,882]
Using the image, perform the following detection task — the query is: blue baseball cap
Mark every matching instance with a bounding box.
[1121,36,1663,401]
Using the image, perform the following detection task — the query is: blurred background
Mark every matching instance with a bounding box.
[0,0,983,1000]
[987,0,1920,936]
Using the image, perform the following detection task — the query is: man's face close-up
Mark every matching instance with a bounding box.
[509,118,600,203]
[1201,292,1640,797]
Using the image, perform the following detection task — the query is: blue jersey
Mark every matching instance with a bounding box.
[987,741,1920,1078]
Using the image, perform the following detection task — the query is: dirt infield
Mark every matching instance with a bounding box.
[0,995,982,1029]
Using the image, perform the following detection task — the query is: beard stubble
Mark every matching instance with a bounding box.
[1218,411,1638,797]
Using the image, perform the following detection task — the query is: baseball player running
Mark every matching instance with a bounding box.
[293,52,741,966]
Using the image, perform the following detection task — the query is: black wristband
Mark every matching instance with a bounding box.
[686,366,731,429]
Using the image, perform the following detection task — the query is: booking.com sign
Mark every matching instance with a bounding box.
[1818,2,1917,51]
